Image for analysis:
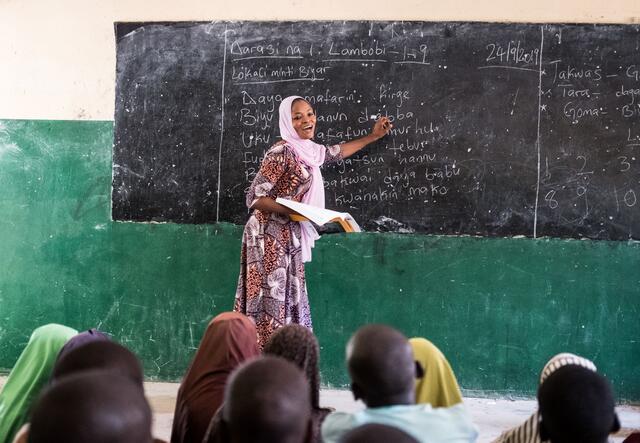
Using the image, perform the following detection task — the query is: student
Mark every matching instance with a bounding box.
[321,324,477,443]
[340,423,420,443]
[171,312,259,443]
[25,371,154,443]
[263,324,332,443]
[538,365,620,443]
[409,337,463,407]
[209,356,312,443]
[493,353,599,443]
[12,340,152,443]
[51,340,144,385]
[54,328,110,363]
[0,324,77,443]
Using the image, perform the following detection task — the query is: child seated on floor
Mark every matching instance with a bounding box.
[0,324,77,443]
[52,339,144,385]
[172,312,259,443]
[12,336,167,443]
[409,337,463,408]
[263,324,332,443]
[321,324,478,443]
[206,356,312,443]
[538,365,620,443]
[24,371,154,443]
[492,353,614,443]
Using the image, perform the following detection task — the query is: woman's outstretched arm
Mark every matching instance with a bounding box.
[339,116,393,158]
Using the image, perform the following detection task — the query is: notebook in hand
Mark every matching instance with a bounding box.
[275,198,362,233]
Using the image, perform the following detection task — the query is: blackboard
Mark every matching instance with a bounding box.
[112,21,640,240]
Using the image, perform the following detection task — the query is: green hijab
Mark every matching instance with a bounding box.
[0,324,77,443]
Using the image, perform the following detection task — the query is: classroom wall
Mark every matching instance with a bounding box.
[1,1,639,401]
[2,0,640,120]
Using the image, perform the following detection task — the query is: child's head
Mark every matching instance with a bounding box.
[538,365,620,443]
[52,340,144,386]
[346,324,416,407]
[28,371,153,443]
[222,356,311,443]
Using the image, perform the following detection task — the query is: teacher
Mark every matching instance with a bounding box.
[234,95,392,347]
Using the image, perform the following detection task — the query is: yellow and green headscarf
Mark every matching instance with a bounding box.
[0,324,77,443]
[409,337,463,407]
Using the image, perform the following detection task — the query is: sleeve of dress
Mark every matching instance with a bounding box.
[245,147,289,209]
[323,144,343,165]
[491,412,539,443]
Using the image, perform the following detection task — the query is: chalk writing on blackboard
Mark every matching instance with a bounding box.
[113,21,640,241]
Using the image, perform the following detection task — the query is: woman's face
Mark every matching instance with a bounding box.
[291,100,316,140]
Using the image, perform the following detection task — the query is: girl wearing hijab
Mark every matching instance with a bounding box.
[170,312,259,443]
[23,371,154,443]
[9,329,113,443]
[0,323,77,443]
[234,96,392,347]
[54,328,110,364]
[409,337,463,408]
[263,324,332,443]
[492,353,598,443]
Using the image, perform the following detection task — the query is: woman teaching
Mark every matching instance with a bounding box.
[234,95,392,347]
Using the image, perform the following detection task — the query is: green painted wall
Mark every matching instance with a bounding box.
[0,119,638,401]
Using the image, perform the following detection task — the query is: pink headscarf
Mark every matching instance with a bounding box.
[279,96,326,262]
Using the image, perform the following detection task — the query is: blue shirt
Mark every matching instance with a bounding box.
[321,403,478,443]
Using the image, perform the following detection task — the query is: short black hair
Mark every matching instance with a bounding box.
[51,340,144,386]
[538,365,619,443]
[223,356,311,443]
[29,371,152,443]
[347,324,415,407]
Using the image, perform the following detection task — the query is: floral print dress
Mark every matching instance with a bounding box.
[234,142,342,348]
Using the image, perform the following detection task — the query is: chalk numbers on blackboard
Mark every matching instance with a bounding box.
[613,153,637,211]
[614,186,637,210]
[625,189,637,207]
[485,41,540,66]
[543,155,595,214]
[544,190,559,209]
[618,156,631,172]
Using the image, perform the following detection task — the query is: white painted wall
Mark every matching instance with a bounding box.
[1,0,639,120]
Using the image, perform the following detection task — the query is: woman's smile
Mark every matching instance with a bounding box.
[291,99,316,140]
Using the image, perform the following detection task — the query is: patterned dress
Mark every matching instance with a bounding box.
[234,142,342,348]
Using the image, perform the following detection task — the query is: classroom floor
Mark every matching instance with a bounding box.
[142,382,640,443]
[0,377,637,442]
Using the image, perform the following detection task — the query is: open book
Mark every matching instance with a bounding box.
[276,198,362,233]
